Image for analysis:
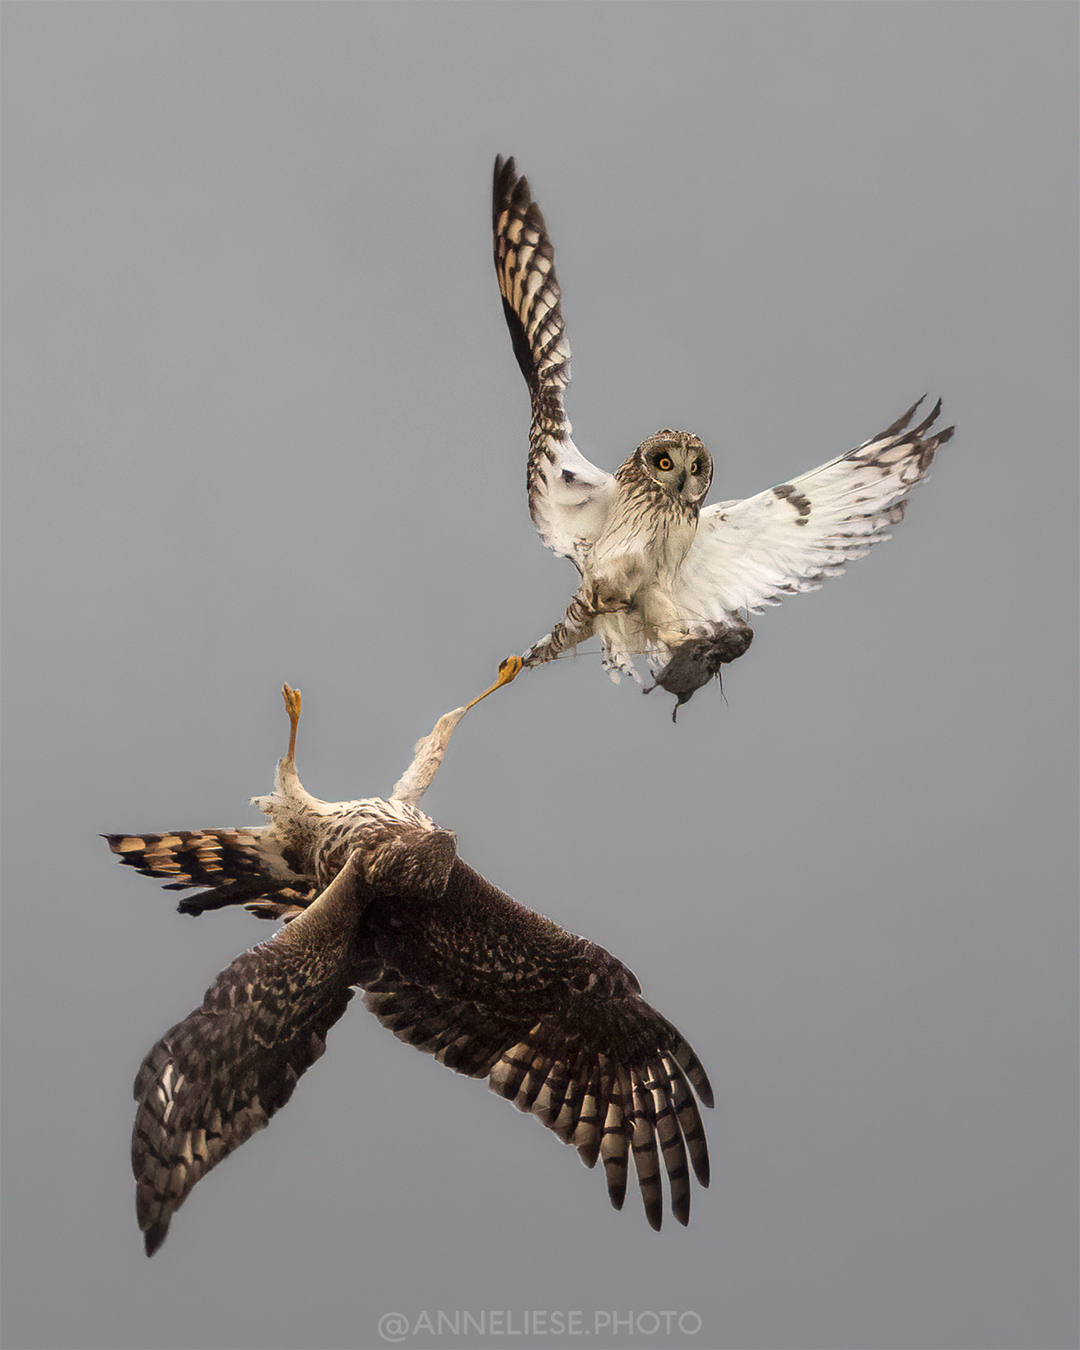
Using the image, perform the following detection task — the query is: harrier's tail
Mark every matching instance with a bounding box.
[103,829,316,920]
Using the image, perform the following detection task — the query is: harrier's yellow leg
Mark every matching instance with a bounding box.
[281,684,302,767]
[464,655,523,711]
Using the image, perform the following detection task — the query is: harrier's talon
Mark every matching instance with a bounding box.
[281,684,302,766]
[464,655,523,711]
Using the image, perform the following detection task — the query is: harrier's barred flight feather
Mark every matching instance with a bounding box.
[107,687,711,1255]
[492,155,953,710]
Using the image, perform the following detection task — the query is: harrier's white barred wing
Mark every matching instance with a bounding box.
[493,155,615,569]
[674,397,953,621]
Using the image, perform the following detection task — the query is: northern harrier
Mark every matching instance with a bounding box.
[106,685,710,1255]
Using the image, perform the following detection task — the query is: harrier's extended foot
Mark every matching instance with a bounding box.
[281,684,302,766]
[464,656,523,711]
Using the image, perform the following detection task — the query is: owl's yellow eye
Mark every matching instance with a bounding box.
[690,460,700,475]
[657,456,673,471]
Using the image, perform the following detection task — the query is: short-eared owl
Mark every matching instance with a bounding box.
[493,155,953,714]
[106,688,711,1255]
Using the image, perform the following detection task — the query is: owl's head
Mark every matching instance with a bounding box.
[635,430,713,504]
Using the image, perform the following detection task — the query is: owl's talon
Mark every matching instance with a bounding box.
[464,656,523,711]
[282,684,302,766]
[583,581,633,616]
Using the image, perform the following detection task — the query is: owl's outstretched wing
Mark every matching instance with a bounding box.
[674,397,953,621]
[104,829,315,920]
[358,857,713,1230]
[493,155,616,568]
[130,859,364,1256]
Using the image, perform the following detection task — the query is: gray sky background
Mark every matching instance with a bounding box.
[3,5,1076,1349]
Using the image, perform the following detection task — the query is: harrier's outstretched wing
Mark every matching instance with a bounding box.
[674,397,953,621]
[357,855,712,1231]
[130,855,365,1255]
[493,155,615,568]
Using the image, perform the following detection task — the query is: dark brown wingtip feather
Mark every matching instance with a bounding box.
[913,396,942,435]
[682,1046,715,1111]
[493,154,519,230]
[666,1062,711,1190]
[493,155,544,233]
[629,1076,665,1231]
[878,395,925,441]
[897,395,955,463]
[493,154,550,266]
[599,1071,630,1212]
[912,396,956,449]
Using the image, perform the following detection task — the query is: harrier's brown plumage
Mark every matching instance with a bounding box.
[107,687,711,1254]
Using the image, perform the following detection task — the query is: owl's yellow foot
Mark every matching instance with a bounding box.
[465,656,523,711]
[282,684,302,766]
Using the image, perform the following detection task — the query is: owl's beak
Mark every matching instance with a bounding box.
[676,471,686,493]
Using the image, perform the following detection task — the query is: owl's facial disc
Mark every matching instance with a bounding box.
[639,430,713,502]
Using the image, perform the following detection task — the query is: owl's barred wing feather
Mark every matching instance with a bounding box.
[104,829,316,919]
[492,155,571,426]
[676,397,954,620]
[130,858,366,1256]
[493,155,615,566]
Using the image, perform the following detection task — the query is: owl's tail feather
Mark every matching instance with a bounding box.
[103,830,316,920]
